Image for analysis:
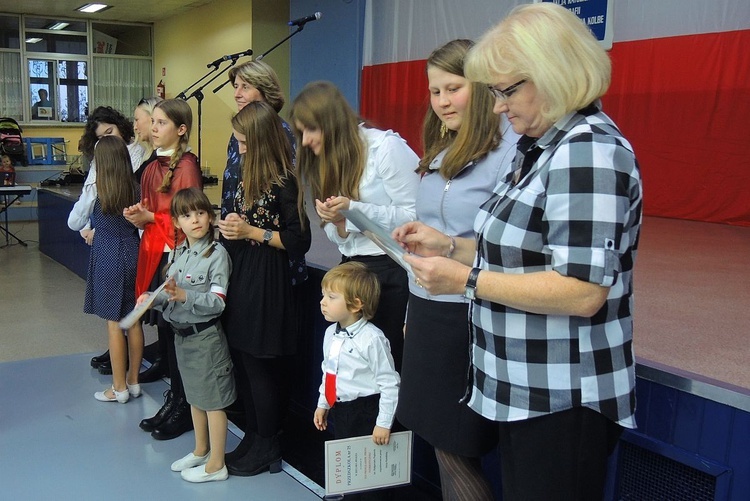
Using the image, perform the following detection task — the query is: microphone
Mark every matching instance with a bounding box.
[207,49,253,68]
[288,12,322,27]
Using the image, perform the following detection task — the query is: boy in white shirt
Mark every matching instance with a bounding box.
[314,261,400,448]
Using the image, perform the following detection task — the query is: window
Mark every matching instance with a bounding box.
[0,14,20,49]
[29,59,89,122]
[0,14,152,124]
[0,15,23,120]
[91,22,152,57]
[24,17,88,123]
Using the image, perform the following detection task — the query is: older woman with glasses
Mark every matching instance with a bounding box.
[393,4,642,500]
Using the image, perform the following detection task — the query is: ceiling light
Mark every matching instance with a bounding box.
[26,38,43,44]
[76,3,110,13]
[48,22,70,30]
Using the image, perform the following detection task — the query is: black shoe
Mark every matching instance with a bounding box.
[90,350,110,369]
[227,432,282,477]
[138,357,168,383]
[225,431,254,465]
[97,360,113,375]
[139,390,176,432]
[151,396,193,440]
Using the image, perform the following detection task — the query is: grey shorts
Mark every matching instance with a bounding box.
[174,322,237,411]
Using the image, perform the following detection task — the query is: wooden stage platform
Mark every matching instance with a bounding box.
[634,216,750,391]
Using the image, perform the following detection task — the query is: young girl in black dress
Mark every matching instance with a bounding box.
[217,101,311,476]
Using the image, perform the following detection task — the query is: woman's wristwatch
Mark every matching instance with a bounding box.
[464,267,481,300]
[262,229,273,245]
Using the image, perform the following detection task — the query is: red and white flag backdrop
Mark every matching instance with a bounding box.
[360,0,750,226]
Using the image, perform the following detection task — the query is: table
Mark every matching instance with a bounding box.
[0,185,32,247]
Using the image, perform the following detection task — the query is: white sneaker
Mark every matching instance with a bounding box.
[181,464,228,483]
[171,452,210,472]
[94,386,129,404]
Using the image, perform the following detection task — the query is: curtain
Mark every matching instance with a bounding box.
[92,57,152,117]
[0,52,24,120]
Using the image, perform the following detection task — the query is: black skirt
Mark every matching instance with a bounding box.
[397,294,498,457]
[222,241,300,357]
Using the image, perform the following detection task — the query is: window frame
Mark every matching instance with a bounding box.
[0,13,153,126]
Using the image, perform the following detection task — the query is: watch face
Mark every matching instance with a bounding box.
[464,286,476,300]
[263,229,273,242]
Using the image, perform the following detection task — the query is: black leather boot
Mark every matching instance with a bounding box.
[90,350,110,369]
[139,390,175,432]
[225,431,254,465]
[151,395,193,440]
[227,432,282,477]
[138,356,168,383]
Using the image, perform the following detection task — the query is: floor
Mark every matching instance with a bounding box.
[0,354,322,500]
[0,222,323,500]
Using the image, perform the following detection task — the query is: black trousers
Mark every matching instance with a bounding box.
[496,407,623,501]
[341,255,407,373]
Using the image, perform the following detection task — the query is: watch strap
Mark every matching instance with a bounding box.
[464,267,481,299]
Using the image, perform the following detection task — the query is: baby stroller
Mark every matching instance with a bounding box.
[0,117,28,166]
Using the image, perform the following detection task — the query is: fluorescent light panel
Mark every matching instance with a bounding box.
[49,22,70,30]
[26,37,43,43]
[77,3,110,13]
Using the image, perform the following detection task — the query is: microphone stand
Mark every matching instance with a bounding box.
[179,57,241,164]
[212,24,308,95]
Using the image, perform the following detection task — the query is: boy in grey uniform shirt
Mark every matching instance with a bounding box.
[138,187,236,483]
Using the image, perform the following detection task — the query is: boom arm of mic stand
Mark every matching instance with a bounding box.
[212,25,306,95]
[181,58,240,163]
[176,65,221,100]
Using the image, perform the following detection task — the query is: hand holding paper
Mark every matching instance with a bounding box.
[340,208,416,272]
[118,278,170,329]
[164,277,186,303]
[391,221,452,257]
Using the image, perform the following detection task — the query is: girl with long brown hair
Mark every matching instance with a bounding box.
[290,81,419,372]
[398,39,519,501]
[217,101,311,476]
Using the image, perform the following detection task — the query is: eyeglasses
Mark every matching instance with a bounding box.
[488,79,527,101]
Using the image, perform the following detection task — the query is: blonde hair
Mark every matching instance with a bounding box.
[466,2,611,124]
[153,99,192,193]
[94,136,138,214]
[229,60,285,113]
[420,39,501,178]
[231,101,302,220]
[321,262,380,321]
[135,96,162,158]
[289,81,365,205]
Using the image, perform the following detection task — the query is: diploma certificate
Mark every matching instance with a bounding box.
[340,209,414,273]
[324,430,413,496]
[118,279,169,329]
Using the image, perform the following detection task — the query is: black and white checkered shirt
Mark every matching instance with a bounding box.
[468,103,642,428]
